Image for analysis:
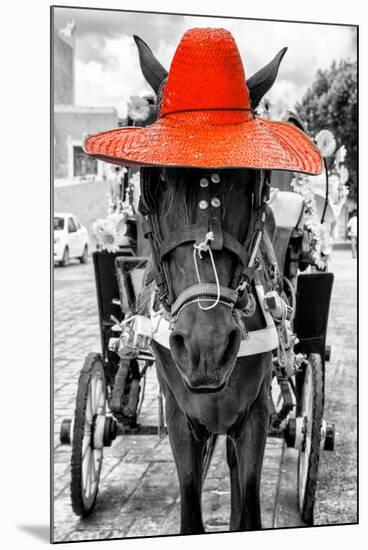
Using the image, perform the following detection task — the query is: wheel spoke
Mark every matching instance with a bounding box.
[88,457,96,496]
[85,392,93,424]
[82,435,91,459]
[84,419,92,436]
[96,378,105,414]
[90,453,96,484]
[82,447,91,493]
[90,376,96,413]
[93,448,103,471]
[86,462,91,498]
[93,375,98,413]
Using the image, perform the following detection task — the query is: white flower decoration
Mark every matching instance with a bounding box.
[339,165,349,185]
[335,145,347,165]
[315,130,336,158]
[127,96,150,121]
[92,213,127,252]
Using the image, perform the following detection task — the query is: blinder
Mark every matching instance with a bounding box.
[138,167,271,317]
[138,167,162,216]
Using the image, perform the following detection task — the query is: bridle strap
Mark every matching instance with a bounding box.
[171,283,239,317]
[230,172,270,289]
[159,226,250,266]
[158,225,198,258]
[175,298,234,317]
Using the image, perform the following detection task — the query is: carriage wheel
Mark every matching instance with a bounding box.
[297,353,324,525]
[70,353,106,517]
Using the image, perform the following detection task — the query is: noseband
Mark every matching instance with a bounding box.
[139,167,271,319]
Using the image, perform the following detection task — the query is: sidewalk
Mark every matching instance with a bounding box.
[332,239,351,251]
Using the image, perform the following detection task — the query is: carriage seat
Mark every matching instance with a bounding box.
[267,190,305,274]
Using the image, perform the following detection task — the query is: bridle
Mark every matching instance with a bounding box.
[138,166,272,320]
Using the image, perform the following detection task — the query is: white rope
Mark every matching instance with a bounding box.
[110,313,138,328]
[193,231,221,311]
[193,231,214,258]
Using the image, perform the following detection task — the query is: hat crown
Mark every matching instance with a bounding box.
[84,28,322,174]
[160,28,251,116]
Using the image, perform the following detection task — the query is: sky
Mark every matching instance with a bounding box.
[53,7,357,118]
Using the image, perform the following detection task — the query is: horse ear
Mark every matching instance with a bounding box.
[247,47,288,109]
[133,35,168,94]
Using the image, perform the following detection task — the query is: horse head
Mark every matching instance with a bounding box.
[134,34,287,393]
[146,167,259,391]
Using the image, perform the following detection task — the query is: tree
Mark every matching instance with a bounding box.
[296,60,357,201]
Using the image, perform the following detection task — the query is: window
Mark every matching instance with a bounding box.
[68,217,77,233]
[73,146,98,177]
[74,217,81,230]
[54,217,64,230]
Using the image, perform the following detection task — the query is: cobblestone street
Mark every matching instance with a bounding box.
[52,248,357,542]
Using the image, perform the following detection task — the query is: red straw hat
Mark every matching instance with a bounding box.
[83,28,322,174]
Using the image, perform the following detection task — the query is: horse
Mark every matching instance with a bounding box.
[132,34,287,534]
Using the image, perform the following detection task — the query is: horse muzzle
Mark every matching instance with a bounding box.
[169,303,241,393]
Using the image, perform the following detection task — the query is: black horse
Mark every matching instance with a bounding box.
[134,34,286,534]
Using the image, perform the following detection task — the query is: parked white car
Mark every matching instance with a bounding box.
[54,213,89,266]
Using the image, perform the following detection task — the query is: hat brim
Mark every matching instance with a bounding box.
[83,114,323,175]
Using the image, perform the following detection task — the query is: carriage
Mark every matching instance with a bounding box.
[59,27,337,533]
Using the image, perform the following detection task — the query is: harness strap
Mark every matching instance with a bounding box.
[158,225,198,258]
[209,179,223,250]
[142,210,172,310]
[223,232,250,266]
[196,178,211,246]
[171,283,239,317]
[141,216,154,237]
[159,226,250,266]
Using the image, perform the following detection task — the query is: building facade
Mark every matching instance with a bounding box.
[54,29,74,105]
[53,23,118,233]
[53,24,118,186]
[54,105,117,182]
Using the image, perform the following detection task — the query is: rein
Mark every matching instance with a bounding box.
[139,167,272,321]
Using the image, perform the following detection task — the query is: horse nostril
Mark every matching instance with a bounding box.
[171,332,185,351]
[170,332,190,365]
[220,327,241,366]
